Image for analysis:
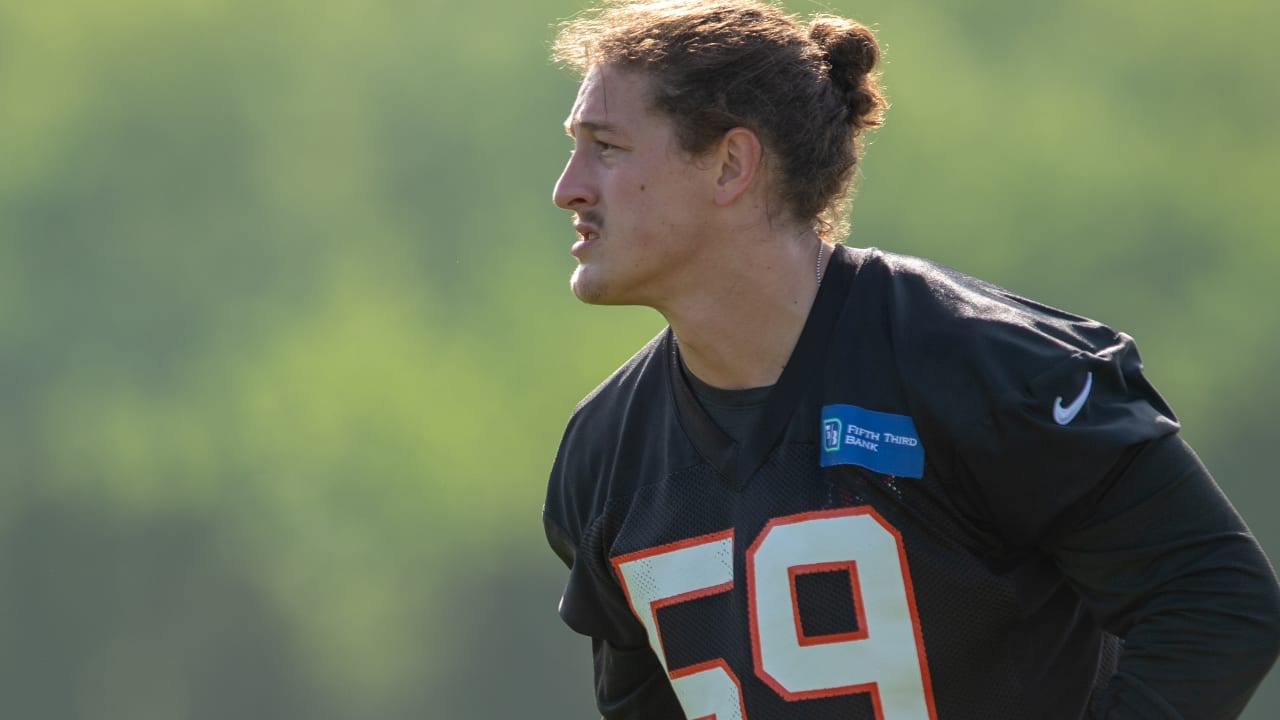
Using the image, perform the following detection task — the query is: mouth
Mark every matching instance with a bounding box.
[571,224,601,258]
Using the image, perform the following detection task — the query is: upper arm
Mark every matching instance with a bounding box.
[592,637,683,720]
[1052,434,1280,718]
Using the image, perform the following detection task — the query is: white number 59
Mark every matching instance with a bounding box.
[612,507,937,720]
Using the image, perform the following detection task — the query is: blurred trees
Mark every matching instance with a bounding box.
[0,0,1275,717]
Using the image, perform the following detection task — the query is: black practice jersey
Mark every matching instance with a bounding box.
[544,245,1279,719]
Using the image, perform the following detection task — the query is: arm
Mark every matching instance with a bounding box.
[592,637,685,719]
[547,514,686,719]
[881,262,1279,715]
[1049,434,1280,719]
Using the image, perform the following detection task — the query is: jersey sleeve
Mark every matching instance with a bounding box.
[545,420,684,719]
[543,410,648,645]
[1055,434,1280,719]
[887,259,1180,548]
[542,334,686,718]
[887,257,1280,715]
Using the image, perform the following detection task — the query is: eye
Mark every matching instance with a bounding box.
[594,140,618,153]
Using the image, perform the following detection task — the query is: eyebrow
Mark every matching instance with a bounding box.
[564,120,622,138]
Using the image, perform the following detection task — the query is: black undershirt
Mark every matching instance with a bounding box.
[678,358,773,445]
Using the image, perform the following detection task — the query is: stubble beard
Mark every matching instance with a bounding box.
[570,263,611,305]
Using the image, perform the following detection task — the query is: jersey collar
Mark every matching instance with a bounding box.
[668,244,860,490]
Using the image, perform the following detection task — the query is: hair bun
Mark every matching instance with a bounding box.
[809,15,885,129]
[809,15,878,78]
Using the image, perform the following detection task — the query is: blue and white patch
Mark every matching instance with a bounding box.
[820,404,925,478]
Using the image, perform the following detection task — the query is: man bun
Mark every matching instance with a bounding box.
[809,16,886,131]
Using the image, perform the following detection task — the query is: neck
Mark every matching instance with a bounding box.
[661,229,830,390]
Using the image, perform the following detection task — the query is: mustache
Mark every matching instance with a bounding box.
[576,210,604,230]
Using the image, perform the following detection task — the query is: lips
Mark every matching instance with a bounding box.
[571,223,601,257]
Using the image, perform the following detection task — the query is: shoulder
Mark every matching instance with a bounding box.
[849,249,1178,545]
[860,248,1106,338]
[563,328,672,443]
[854,248,1133,396]
[545,329,674,547]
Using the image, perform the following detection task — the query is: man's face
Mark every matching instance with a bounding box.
[554,65,715,307]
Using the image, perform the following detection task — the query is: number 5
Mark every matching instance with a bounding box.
[612,530,746,719]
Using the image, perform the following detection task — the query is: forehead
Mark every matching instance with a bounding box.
[565,65,656,133]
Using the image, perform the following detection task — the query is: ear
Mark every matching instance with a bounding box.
[711,127,763,207]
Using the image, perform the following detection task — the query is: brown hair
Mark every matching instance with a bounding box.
[552,0,887,239]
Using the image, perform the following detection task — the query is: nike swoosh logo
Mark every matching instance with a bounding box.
[1053,371,1093,425]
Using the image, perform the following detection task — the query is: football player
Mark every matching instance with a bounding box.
[543,2,1280,718]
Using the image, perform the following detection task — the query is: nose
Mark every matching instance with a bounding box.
[553,150,596,211]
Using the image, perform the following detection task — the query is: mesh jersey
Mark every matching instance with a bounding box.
[544,245,1191,719]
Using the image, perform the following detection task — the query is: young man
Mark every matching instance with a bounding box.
[543,1,1280,718]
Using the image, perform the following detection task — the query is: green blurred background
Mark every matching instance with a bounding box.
[1,0,1276,717]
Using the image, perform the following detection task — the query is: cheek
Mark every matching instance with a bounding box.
[618,181,660,226]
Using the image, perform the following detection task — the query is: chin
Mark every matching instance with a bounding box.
[571,279,612,305]
[571,266,626,306]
